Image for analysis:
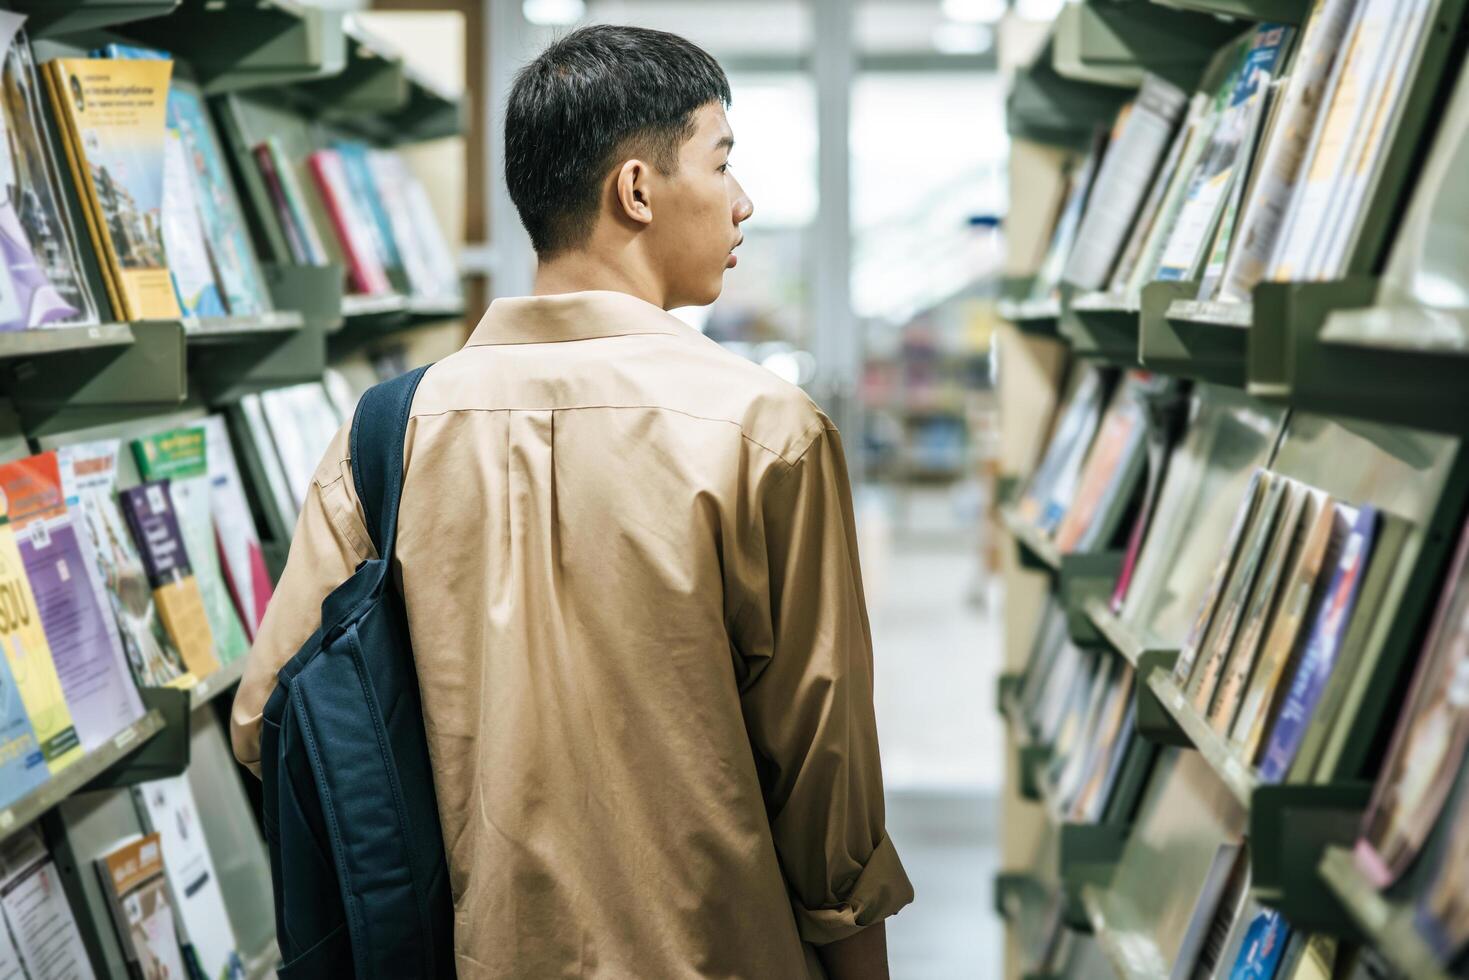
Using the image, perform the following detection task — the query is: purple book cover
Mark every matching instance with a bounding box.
[1257,505,1378,782]
[120,481,193,586]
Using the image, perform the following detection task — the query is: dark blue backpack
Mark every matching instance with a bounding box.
[259,367,455,978]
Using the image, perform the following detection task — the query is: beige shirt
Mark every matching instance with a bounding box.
[232,290,913,978]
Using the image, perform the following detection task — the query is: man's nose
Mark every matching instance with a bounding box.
[732,183,754,225]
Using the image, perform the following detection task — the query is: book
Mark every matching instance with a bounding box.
[1226,906,1291,980]
[1413,770,1469,965]
[0,494,80,774]
[0,639,46,808]
[1053,374,1148,554]
[1110,387,1184,611]
[237,394,299,529]
[1218,0,1359,301]
[0,917,19,980]
[0,15,98,331]
[60,441,190,689]
[1063,75,1190,291]
[369,150,461,302]
[132,428,248,666]
[160,125,227,319]
[258,382,344,514]
[1169,841,1246,980]
[97,833,188,980]
[1195,72,1279,303]
[1030,147,1102,301]
[307,148,392,296]
[1067,666,1136,823]
[201,417,271,640]
[1355,520,1469,886]
[0,830,92,980]
[135,775,244,980]
[1187,474,1290,714]
[1209,482,1313,733]
[1230,491,1338,761]
[1257,504,1377,782]
[1283,936,1337,980]
[120,481,220,680]
[1173,470,1266,685]
[1156,24,1294,283]
[253,138,326,266]
[42,58,181,321]
[333,140,402,279]
[0,453,144,752]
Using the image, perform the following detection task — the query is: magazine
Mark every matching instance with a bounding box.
[369,150,461,302]
[308,148,391,295]
[96,833,188,980]
[0,830,92,980]
[253,138,326,266]
[201,417,271,640]
[0,453,144,752]
[0,638,45,808]
[1052,374,1148,554]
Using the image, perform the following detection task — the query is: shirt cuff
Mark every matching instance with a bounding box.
[793,833,915,946]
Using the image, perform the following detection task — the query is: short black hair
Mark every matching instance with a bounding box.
[505,25,732,255]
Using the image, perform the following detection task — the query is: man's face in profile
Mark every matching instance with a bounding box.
[646,102,753,309]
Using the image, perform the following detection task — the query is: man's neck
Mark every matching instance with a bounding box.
[532,248,667,309]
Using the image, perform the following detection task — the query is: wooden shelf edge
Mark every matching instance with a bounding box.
[0,710,166,843]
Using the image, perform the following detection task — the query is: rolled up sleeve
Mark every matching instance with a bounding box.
[230,423,371,776]
[731,422,914,945]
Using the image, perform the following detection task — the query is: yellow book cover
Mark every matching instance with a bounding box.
[42,61,124,322]
[45,58,179,321]
[0,506,82,774]
[118,482,218,680]
[152,578,218,680]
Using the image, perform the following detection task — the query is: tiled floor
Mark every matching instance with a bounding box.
[858,484,1004,979]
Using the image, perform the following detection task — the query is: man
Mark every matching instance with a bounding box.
[232,24,912,979]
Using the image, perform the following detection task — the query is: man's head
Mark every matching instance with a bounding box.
[506,25,753,308]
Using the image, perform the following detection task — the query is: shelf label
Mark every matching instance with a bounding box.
[114,726,138,750]
[1171,689,1185,711]
[0,809,12,830]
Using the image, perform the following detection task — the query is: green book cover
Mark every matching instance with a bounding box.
[131,428,249,666]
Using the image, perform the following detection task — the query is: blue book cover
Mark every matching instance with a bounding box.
[0,642,48,808]
[1228,908,1290,980]
[333,141,403,272]
[1257,505,1377,782]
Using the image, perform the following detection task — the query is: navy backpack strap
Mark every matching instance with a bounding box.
[349,365,431,560]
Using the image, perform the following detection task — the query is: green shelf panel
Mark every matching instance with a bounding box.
[1248,782,1370,936]
[82,686,191,791]
[0,323,134,361]
[1145,669,1255,805]
[3,320,188,435]
[1008,37,1133,151]
[188,657,249,712]
[184,310,305,345]
[1079,885,1169,980]
[1003,687,1052,804]
[407,297,468,322]
[994,870,1053,924]
[192,320,326,405]
[1318,846,1453,980]
[1248,279,1469,433]
[999,296,1063,338]
[6,0,179,37]
[1053,0,1245,93]
[1060,551,1127,646]
[0,710,164,843]
[1139,281,1248,386]
[1082,596,1176,671]
[1000,505,1062,573]
[1062,291,1141,366]
[382,67,466,145]
[997,671,1026,714]
[124,0,346,93]
[1149,0,1313,23]
[293,23,408,121]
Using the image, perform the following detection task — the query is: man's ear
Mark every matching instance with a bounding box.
[614,158,654,227]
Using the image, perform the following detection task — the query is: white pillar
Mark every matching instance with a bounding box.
[485,0,538,299]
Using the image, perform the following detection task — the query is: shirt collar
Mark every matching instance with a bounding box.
[464,290,701,347]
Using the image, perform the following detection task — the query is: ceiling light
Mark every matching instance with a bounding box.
[941,0,1008,23]
[1015,0,1066,20]
[932,21,995,54]
[522,0,585,26]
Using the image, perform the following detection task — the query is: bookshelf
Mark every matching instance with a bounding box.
[995,0,1469,974]
[0,1,467,975]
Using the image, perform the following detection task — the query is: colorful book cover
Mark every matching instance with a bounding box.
[333,140,401,274]
[131,428,248,665]
[1227,907,1291,980]
[1053,377,1146,554]
[0,494,81,774]
[256,138,326,265]
[59,441,190,689]
[1355,519,1469,887]
[42,58,180,321]
[1257,505,1377,783]
[0,13,98,331]
[252,142,308,264]
[0,453,144,752]
[119,481,219,680]
[1413,772,1469,964]
[97,833,188,980]
[1174,470,1265,685]
[0,830,93,979]
[0,643,45,808]
[160,126,227,318]
[135,776,245,980]
[368,149,460,302]
[201,417,271,640]
[307,148,391,295]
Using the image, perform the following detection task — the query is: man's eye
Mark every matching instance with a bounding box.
[719,162,733,174]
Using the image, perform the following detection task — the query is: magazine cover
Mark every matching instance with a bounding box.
[0,640,45,808]
[368,149,461,302]
[119,481,220,681]
[0,829,93,979]
[60,441,190,689]
[132,428,248,665]
[254,138,326,265]
[1355,520,1469,886]
[135,775,245,980]
[160,125,226,318]
[43,57,179,320]
[0,452,144,752]
[200,417,270,639]
[1257,505,1377,782]
[1226,906,1291,980]
[1052,375,1147,554]
[333,140,402,276]
[307,148,391,295]
[0,13,98,331]
[1016,368,1105,525]
[97,833,188,980]
[0,493,80,774]
[1414,768,1469,965]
